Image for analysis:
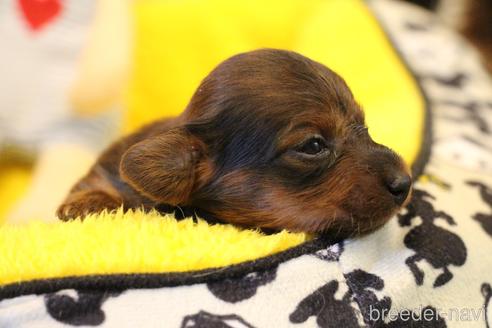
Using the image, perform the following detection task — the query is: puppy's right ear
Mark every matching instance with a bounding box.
[119,129,211,205]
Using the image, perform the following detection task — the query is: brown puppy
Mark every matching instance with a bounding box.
[57,49,412,236]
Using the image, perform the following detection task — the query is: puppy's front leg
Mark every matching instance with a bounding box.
[57,189,122,221]
[57,118,179,220]
[57,165,125,220]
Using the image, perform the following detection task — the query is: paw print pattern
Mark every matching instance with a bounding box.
[345,269,391,326]
[207,267,277,303]
[44,289,122,326]
[181,311,255,328]
[398,189,467,287]
[467,181,492,237]
[289,280,360,328]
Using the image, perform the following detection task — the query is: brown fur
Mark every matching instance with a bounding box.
[57,49,412,236]
[461,0,492,73]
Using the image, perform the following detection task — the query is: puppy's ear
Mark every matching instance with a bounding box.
[120,128,211,205]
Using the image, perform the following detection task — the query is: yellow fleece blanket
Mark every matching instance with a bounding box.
[0,0,424,286]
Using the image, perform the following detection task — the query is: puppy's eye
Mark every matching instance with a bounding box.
[298,137,328,155]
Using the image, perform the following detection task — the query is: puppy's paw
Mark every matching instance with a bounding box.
[57,190,121,221]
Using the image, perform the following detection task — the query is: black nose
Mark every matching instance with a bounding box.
[386,174,412,205]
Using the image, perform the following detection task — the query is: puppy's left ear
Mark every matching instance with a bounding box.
[119,128,211,205]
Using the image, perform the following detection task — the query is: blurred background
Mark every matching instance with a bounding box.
[0,0,490,224]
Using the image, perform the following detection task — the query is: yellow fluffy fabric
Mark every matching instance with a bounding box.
[0,209,307,285]
[0,0,424,286]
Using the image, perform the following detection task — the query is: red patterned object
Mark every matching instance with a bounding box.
[17,0,62,31]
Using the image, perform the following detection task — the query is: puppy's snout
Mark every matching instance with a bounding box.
[385,173,412,205]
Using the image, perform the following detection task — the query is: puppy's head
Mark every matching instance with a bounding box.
[121,49,412,236]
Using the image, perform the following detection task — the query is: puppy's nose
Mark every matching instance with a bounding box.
[385,173,412,205]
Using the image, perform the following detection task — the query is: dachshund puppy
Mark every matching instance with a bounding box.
[57,49,412,236]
